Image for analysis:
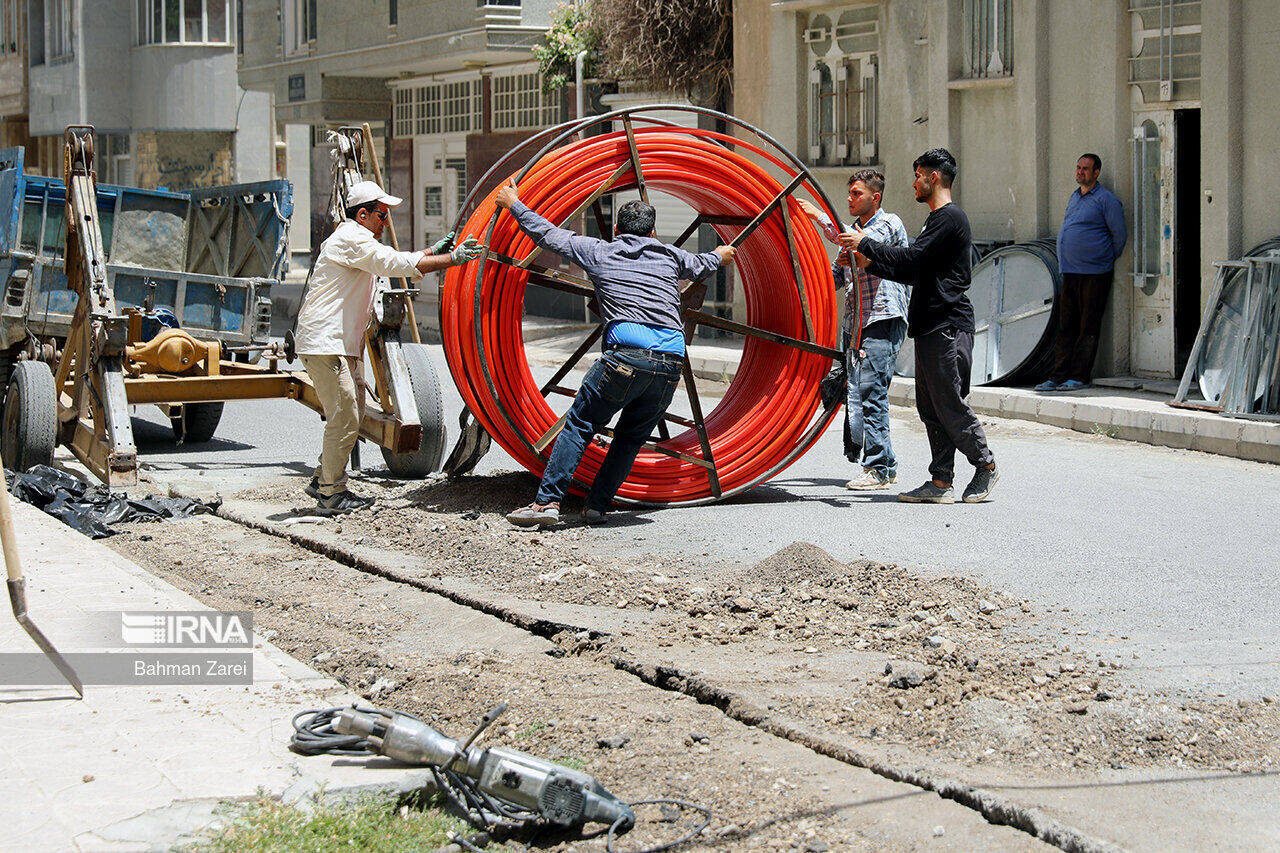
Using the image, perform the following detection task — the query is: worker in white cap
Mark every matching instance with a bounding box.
[295,179,482,513]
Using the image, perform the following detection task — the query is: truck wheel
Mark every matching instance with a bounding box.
[170,402,224,443]
[2,360,57,472]
[381,343,446,478]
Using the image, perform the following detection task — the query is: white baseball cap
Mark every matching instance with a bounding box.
[346,180,403,208]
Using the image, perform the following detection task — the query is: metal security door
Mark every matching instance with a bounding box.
[1130,114,1176,377]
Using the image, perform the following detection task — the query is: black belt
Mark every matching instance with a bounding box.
[605,344,684,364]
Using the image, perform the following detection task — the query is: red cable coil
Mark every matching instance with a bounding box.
[441,124,840,505]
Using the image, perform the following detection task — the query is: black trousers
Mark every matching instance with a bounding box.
[1049,270,1113,383]
[914,327,994,483]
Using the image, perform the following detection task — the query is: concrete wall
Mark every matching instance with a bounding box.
[135,130,234,190]
[734,0,1280,379]
[235,88,275,182]
[131,45,239,131]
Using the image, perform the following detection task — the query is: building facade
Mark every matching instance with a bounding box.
[236,0,576,328]
[737,0,1273,381]
[0,0,272,188]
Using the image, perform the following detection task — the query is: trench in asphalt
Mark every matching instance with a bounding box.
[205,499,1124,853]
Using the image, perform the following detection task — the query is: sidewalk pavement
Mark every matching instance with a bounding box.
[525,331,1280,465]
[0,500,428,853]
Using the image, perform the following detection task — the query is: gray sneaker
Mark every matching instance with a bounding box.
[506,502,560,528]
[582,508,608,525]
[897,481,955,504]
[962,465,1000,503]
[304,477,321,500]
[317,490,374,513]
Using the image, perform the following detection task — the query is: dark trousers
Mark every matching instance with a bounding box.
[914,327,994,483]
[1049,271,1113,383]
[535,347,681,511]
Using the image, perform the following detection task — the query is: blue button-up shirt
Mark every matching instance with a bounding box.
[1057,183,1127,275]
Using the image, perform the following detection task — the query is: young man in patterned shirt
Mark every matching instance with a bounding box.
[799,169,910,490]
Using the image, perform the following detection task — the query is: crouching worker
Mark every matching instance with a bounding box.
[294,180,482,513]
[493,177,736,527]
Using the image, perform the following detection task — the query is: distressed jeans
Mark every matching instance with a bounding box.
[536,346,682,512]
[850,317,907,477]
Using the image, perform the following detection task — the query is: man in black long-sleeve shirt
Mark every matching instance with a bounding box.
[842,148,999,504]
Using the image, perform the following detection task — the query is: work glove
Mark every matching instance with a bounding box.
[819,362,847,409]
[449,236,484,266]
[429,231,456,255]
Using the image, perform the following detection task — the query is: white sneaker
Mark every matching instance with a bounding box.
[846,470,895,490]
[506,502,560,528]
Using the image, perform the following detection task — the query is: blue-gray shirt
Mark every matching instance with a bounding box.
[509,201,722,338]
[1057,184,1127,275]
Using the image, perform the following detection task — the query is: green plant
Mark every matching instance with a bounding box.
[183,790,480,853]
[533,2,601,94]
[515,720,548,740]
[1088,422,1120,439]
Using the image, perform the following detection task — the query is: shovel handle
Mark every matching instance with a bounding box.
[0,450,24,582]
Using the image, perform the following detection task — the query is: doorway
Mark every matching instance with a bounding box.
[1173,108,1201,374]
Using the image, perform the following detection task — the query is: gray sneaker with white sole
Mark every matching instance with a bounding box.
[962,465,1000,503]
[897,481,955,504]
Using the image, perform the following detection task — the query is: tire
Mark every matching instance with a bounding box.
[381,342,446,478]
[170,402,225,443]
[2,360,57,472]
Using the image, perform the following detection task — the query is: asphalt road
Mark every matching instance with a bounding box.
[122,343,1280,700]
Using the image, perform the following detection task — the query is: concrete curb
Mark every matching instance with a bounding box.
[213,500,1128,853]
[888,378,1280,465]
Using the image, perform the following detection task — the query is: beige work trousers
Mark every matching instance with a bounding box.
[300,354,366,497]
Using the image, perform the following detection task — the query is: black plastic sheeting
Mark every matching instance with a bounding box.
[4,465,220,539]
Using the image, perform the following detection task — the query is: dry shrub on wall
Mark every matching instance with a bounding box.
[592,0,733,105]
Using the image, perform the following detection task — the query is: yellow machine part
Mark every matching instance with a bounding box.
[126,328,220,376]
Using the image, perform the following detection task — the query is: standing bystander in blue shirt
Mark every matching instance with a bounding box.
[1039,154,1127,392]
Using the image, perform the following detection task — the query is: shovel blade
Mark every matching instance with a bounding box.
[8,579,84,698]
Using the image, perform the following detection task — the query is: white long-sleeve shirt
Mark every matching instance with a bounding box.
[294,220,424,357]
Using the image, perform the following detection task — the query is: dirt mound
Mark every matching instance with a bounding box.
[749,541,850,585]
[402,470,538,514]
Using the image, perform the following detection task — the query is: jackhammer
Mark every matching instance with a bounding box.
[332,702,635,832]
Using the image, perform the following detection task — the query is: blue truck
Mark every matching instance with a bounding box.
[0,128,440,487]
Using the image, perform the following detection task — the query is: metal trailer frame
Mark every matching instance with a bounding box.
[5,125,427,486]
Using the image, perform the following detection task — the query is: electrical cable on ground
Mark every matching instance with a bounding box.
[441,110,844,506]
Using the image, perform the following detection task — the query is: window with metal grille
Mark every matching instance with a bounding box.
[433,157,467,203]
[492,72,559,131]
[282,0,316,55]
[393,88,411,137]
[423,186,443,218]
[1128,0,1200,103]
[137,0,231,45]
[805,7,878,168]
[47,0,72,59]
[961,0,1012,79]
[1131,119,1161,293]
[394,80,481,137]
[0,0,19,55]
[441,81,474,133]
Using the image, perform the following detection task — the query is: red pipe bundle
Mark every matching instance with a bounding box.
[441,125,839,506]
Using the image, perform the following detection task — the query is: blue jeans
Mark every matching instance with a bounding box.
[535,346,682,512]
[849,317,906,477]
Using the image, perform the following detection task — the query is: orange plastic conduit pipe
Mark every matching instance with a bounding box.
[441,113,848,506]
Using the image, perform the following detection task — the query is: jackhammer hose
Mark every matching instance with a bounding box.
[442,118,840,506]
